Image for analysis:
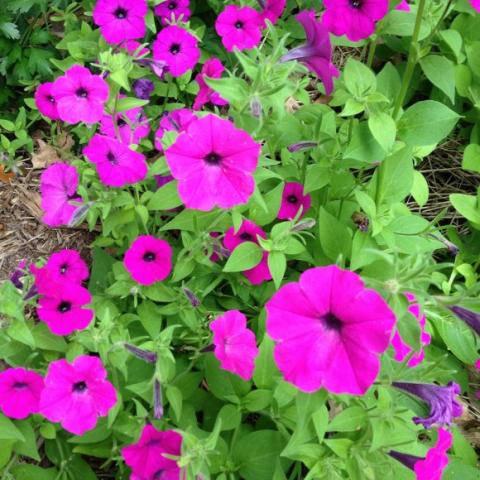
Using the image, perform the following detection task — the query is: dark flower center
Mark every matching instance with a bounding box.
[107,151,117,164]
[322,312,343,331]
[235,21,244,29]
[146,439,163,447]
[239,232,253,241]
[154,470,166,480]
[13,382,28,389]
[57,301,72,313]
[143,251,156,262]
[117,117,127,127]
[349,0,362,8]
[76,87,88,98]
[287,194,298,204]
[204,152,222,165]
[168,1,177,9]
[114,7,128,19]
[170,43,181,54]
[47,95,55,103]
[60,263,69,274]
[72,381,87,393]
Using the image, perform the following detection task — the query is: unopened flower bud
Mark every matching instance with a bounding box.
[125,343,157,363]
[287,141,318,153]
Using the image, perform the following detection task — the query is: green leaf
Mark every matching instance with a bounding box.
[147,181,182,210]
[397,100,460,147]
[243,389,272,412]
[318,207,352,262]
[115,97,149,112]
[0,22,20,40]
[411,170,429,206]
[312,405,329,443]
[0,281,24,321]
[166,385,183,421]
[110,70,130,91]
[14,420,40,460]
[368,112,396,153]
[10,465,58,480]
[462,144,480,173]
[253,336,278,389]
[8,319,35,348]
[420,55,456,103]
[88,247,115,294]
[217,404,241,431]
[344,59,376,98]
[0,414,25,441]
[344,122,385,163]
[327,407,367,432]
[205,76,250,109]
[32,323,67,352]
[268,251,286,289]
[450,193,480,224]
[223,242,263,272]
[304,164,331,194]
[233,431,287,480]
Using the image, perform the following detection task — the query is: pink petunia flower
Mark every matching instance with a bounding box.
[152,25,200,77]
[215,5,263,52]
[223,220,272,285]
[36,282,94,335]
[40,355,117,435]
[165,114,261,211]
[122,425,182,479]
[278,182,311,220]
[391,293,431,368]
[0,368,44,419]
[472,0,480,12]
[193,58,229,111]
[389,428,452,480]
[154,108,196,152]
[51,65,109,124]
[396,0,410,11]
[120,40,150,57]
[280,10,339,96]
[124,235,173,286]
[100,106,150,145]
[40,163,82,228]
[93,0,148,44]
[34,82,60,120]
[210,310,259,380]
[155,0,191,25]
[322,0,389,42]
[83,134,148,187]
[32,249,89,286]
[265,265,396,395]
[258,0,286,25]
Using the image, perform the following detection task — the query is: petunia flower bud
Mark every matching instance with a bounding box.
[153,379,163,419]
[182,287,200,307]
[125,343,157,363]
[448,305,480,336]
[10,260,27,289]
[287,141,318,153]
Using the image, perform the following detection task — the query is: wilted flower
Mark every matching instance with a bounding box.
[0,368,44,419]
[133,78,155,100]
[266,265,396,394]
[280,10,339,96]
[448,305,480,336]
[9,260,27,289]
[278,182,311,220]
[393,381,462,429]
[210,310,259,380]
[215,5,263,52]
[34,82,60,120]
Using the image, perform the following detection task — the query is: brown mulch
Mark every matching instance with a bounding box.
[0,164,94,282]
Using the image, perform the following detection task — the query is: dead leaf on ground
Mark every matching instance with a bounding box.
[0,165,15,184]
[57,130,74,152]
[31,139,61,169]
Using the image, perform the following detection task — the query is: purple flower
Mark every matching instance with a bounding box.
[287,141,318,153]
[393,381,462,429]
[133,78,154,100]
[153,379,163,419]
[448,305,480,335]
[279,10,339,95]
[10,260,27,289]
[182,287,200,307]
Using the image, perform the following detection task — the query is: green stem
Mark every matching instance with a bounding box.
[392,0,427,120]
[424,0,453,45]
[366,37,378,68]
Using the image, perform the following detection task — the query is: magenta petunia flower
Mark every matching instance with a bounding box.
[258,0,286,25]
[278,182,311,220]
[215,5,263,52]
[122,425,182,479]
[396,0,410,11]
[193,58,229,111]
[40,163,82,228]
[121,40,150,57]
[391,293,431,368]
[51,65,109,124]
[34,82,60,120]
[154,108,196,152]
[266,265,396,394]
[472,0,480,12]
[389,428,452,480]
[223,220,272,285]
[393,381,462,429]
[154,174,175,188]
[152,25,200,77]
[100,106,150,145]
[155,0,191,25]
[33,249,89,286]
[322,0,389,42]
[93,0,147,44]
[83,134,148,187]
[0,368,44,419]
[210,310,259,381]
[36,282,94,336]
[165,114,261,211]
[124,235,173,286]
[40,355,117,435]
[280,10,339,95]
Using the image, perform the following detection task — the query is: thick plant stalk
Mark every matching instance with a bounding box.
[392,0,427,119]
